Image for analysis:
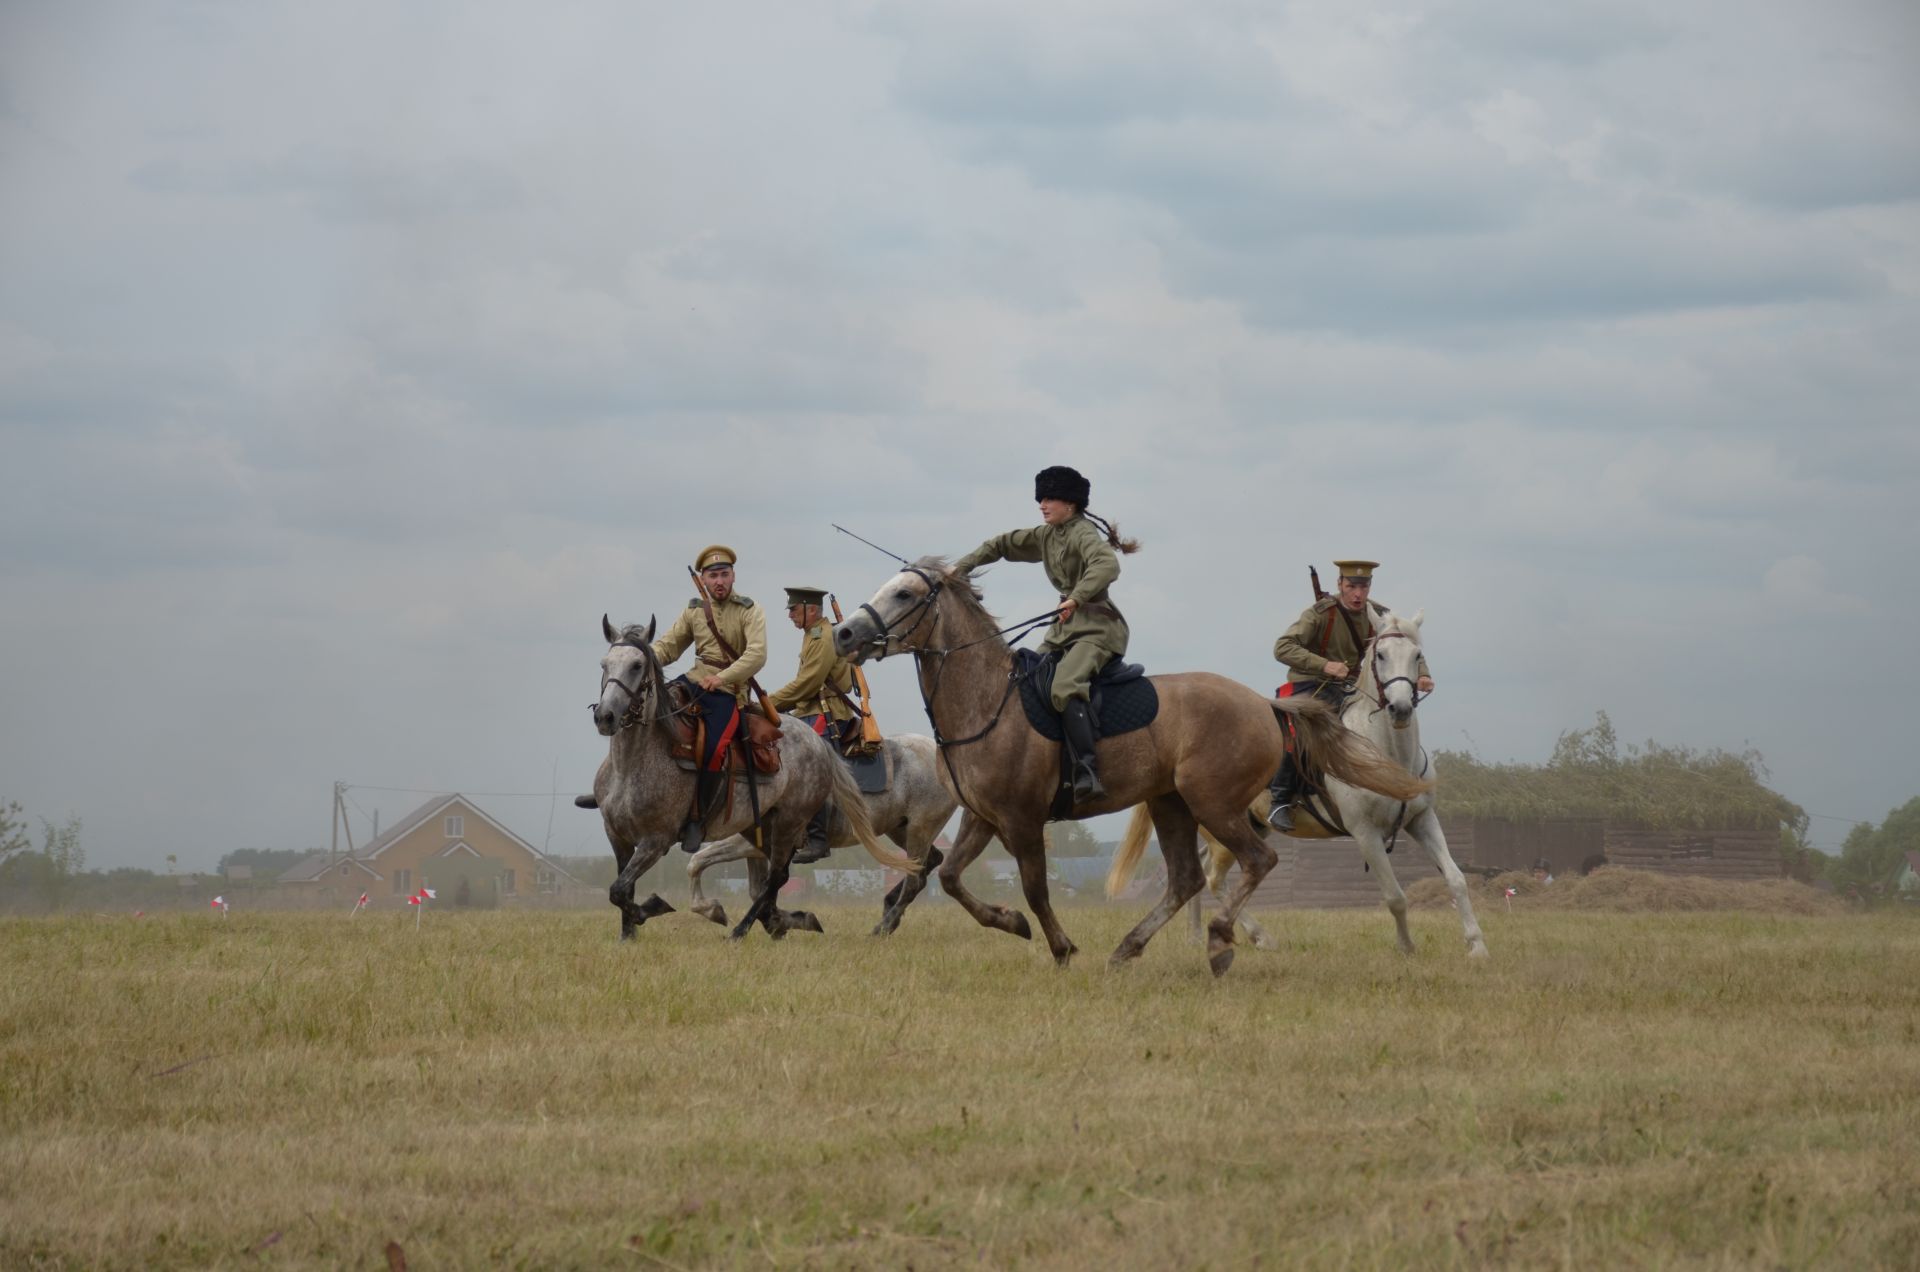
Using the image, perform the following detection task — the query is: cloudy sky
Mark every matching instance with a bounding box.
[3,0,1916,870]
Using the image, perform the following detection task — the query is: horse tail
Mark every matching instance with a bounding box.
[1270,699,1433,802]
[828,754,917,873]
[1198,828,1235,892]
[1104,804,1156,898]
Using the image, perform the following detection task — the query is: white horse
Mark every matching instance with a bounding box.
[686,733,959,936]
[1110,610,1488,959]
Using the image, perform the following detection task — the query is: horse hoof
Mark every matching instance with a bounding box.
[1467,943,1490,960]
[791,911,824,934]
[1251,934,1279,952]
[1209,945,1236,978]
[1052,944,1078,969]
[1007,912,1033,941]
[692,902,727,926]
[638,894,675,918]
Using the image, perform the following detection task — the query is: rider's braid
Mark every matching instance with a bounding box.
[1084,511,1141,555]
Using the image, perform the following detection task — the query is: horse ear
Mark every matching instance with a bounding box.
[1410,608,1425,630]
[602,614,617,645]
[643,614,656,644]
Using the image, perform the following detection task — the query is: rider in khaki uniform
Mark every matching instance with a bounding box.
[953,465,1139,808]
[650,545,769,852]
[768,585,860,863]
[1267,559,1433,829]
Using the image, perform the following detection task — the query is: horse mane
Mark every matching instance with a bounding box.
[912,555,996,615]
[615,624,653,648]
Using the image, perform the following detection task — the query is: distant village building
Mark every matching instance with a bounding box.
[278,794,576,903]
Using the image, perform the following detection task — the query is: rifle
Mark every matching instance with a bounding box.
[1309,565,1326,602]
[687,566,779,723]
[829,593,885,748]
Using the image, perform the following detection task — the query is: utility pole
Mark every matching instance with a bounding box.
[331,781,342,863]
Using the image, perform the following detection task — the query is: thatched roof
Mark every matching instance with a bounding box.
[1434,713,1805,832]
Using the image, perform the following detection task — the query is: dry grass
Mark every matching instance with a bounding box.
[1406,868,1850,916]
[3,902,1917,1269]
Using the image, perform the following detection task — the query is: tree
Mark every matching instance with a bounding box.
[0,800,28,866]
[1827,797,1920,892]
[39,815,84,910]
[215,848,314,880]
[1048,821,1101,857]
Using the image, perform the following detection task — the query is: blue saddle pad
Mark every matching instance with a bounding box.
[843,747,889,794]
[1014,649,1159,741]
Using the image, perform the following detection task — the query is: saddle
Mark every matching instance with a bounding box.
[665,681,783,777]
[1015,649,1159,821]
[808,716,891,795]
[1015,649,1159,742]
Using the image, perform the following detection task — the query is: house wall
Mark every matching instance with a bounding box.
[372,802,562,898]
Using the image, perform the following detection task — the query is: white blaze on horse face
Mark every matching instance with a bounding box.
[840,567,931,663]
[596,645,648,735]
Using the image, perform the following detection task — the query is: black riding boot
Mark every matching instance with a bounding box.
[1061,699,1107,807]
[793,802,834,864]
[1266,761,1298,831]
[679,770,719,853]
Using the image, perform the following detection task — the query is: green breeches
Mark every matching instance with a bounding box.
[1049,641,1113,712]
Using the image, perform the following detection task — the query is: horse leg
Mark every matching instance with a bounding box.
[609,839,670,941]
[938,812,1032,942]
[1191,804,1279,978]
[1406,808,1488,959]
[1210,834,1277,951]
[730,849,778,940]
[689,834,754,926]
[874,829,941,937]
[1109,794,1204,966]
[1352,823,1416,955]
[1010,830,1077,967]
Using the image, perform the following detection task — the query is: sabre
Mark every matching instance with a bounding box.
[832,523,909,565]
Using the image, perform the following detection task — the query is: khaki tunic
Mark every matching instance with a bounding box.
[953,514,1129,657]
[650,593,768,704]
[1274,597,1430,687]
[768,620,859,724]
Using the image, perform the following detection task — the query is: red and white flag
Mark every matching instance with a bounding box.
[212,895,225,907]
[358,892,369,906]
[420,887,436,900]
[407,895,421,906]
[1504,887,1517,898]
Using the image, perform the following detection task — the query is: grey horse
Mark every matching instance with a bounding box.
[590,616,916,942]
[685,732,958,936]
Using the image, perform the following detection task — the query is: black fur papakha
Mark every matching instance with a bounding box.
[1034,465,1090,507]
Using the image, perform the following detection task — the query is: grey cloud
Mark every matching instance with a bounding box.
[131,147,524,224]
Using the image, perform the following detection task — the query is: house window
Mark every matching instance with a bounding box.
[393,868,412,895]
[340,864,351,877]
[444,815,464,837]
[501,868,516,895]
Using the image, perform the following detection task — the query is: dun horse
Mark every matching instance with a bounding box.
[590,616,915,942]
[832,560,1431,975]
[1109,609,1489,959]
[685,732,958,936]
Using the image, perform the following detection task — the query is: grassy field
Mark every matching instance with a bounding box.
[3,898,1917,1269]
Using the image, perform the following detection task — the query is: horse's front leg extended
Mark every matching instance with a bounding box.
[1010,831,1077,967]
[937,812,1031,941]
[1352,824,1415,955]
[610,839,671,941]
[1405,807,1487,959]
[689,834,755,927]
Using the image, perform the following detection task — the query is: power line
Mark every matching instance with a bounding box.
[342,783,573,798]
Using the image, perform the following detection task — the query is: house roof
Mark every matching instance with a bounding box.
[358,793,579,881]
[279,852,384,883]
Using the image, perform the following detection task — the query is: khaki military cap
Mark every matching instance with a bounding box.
[1333,559,1380,580]
[694,544,737,572]
[784,585,828,608]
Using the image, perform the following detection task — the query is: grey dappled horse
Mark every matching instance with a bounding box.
[686,732,958,935]
[590,617,915,942]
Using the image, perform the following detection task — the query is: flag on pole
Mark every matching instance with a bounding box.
[420,887,436,900]
[350,891,369,918]
[407,896,421,906]
[1504,886,1516,913]
[211,895,229,918]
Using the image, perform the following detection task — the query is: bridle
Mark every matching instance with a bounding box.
[850,565,1063,811]
[593,641,690,735]
[1360,630,1430,718]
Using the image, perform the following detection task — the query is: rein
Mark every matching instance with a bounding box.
[595,642,692,735]
[853,566,1061,813]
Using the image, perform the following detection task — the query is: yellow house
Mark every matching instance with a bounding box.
[280,794,576,902]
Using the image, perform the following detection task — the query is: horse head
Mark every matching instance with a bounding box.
[1369,608,1426,730]
[832,558,950,665]
[594,614,659,736]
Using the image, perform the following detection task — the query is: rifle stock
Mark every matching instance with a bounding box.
[830,594,885,745]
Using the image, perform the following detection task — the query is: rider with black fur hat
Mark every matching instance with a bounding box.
[953,466,1140,808]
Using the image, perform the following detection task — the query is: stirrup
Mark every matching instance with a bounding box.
[678,819,704,854]
[1072,763,1107,806]
[1266,798,1294,831]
